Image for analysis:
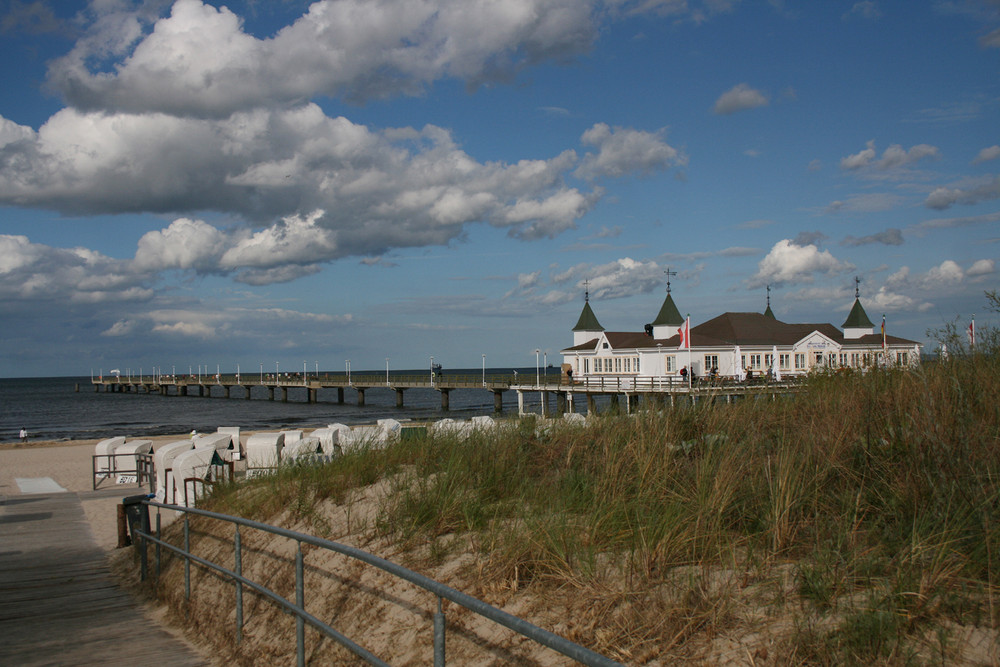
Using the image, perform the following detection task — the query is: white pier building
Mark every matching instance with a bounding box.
[561,278,920,383]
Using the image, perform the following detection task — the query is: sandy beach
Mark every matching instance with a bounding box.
[0,434,201,551]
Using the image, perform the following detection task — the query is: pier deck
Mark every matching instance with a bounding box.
[89,373,803,414]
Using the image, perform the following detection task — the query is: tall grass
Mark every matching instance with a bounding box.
[205,351,1000,662]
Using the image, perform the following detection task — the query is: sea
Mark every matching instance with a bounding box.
[0,369,560,443]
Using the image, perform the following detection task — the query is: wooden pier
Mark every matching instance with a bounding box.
[89,373,804,415]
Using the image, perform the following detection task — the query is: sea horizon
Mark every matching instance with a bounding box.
[0,369,566,443]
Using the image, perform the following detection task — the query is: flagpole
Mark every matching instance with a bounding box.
[686,314,692,389]
[882,314,886,366]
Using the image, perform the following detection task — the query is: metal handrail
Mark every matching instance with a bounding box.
[92,452,155,491]
[134,499,621,667]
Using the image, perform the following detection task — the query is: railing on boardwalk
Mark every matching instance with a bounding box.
[128,498,622,667]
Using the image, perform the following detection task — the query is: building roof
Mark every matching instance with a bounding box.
[650,293,684,326]
[561,311,918,353]
[693,312,838,346]
[842,298,874,329]
[572,300,604,332]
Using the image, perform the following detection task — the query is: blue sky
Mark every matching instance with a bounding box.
[0,0,997,377]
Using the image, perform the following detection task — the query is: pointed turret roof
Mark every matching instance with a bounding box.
[651,293,684,327]
[764,304,776,319]
[842,298,874,329]
[573,293,604,332]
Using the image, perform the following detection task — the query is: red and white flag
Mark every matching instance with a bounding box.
[969,318,976,348]
[678,316,690,349]
[881,314,886,351]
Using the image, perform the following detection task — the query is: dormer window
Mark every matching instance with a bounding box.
[602,342,609,349]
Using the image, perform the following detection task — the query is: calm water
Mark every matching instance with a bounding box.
[0,370,561,443]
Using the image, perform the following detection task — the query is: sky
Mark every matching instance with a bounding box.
[0,0,997,378]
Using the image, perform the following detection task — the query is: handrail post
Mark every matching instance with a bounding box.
[296,542,305,667]
[434,596,446,667]
[155,510,162,577]
[184,516,191,599]
[139,524,148,581]
[235,525,243,644]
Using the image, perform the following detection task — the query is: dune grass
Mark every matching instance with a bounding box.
[203,348,1000,662]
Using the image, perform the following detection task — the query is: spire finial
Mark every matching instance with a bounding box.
[855,276,861,298]
[583,279,590,302]
[766,284,771,308]
[664,267,677,294]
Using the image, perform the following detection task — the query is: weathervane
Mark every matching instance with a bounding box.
[583,279,591,302]
[854,276,861,298]
[766,284,771,309]
[664,268,677,294]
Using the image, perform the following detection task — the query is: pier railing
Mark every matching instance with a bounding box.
[92,372,804,391]
[128,499,621,667]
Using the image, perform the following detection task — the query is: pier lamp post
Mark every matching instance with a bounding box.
[172,365,175,379]
[430,356,434,384]
[535,349,540,387]
[482,354,486,387]
[543,351,548,383]
[259,363,263,384]
[275,361,279,381]
[236,363,240,381]
[315,361,318,378]
[346,359,351,384]
[385,358,390,385]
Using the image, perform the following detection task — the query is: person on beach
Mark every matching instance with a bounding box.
[20,427,27,442]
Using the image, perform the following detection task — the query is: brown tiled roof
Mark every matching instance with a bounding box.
[691,312,832,345]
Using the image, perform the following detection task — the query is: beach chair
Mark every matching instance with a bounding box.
[154,440,194,504]
[281,436,322,463]
[216,427,241,457]
[94,436,127,478]
[113,440,152,485]
[245,432,285,473]
[172,447,228,507]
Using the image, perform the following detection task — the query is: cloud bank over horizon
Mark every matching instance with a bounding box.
[0,0,997,374]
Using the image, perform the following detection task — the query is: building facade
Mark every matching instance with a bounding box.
[561,288,921,381]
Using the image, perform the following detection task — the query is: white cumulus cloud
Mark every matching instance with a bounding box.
[748,239,853,288]
[574,123,686,180]
[841,140,939,171]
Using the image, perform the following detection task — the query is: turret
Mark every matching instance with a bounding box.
[572,284,604,346]
[650,268,684,339]
[842,277,874,339]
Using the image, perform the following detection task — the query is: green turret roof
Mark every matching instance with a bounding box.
[651,293,684,327]
[764,304,776,319]
[573,300,604,332]
[842,298,874,329]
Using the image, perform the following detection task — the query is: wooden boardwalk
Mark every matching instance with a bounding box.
[0,491,207,666]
